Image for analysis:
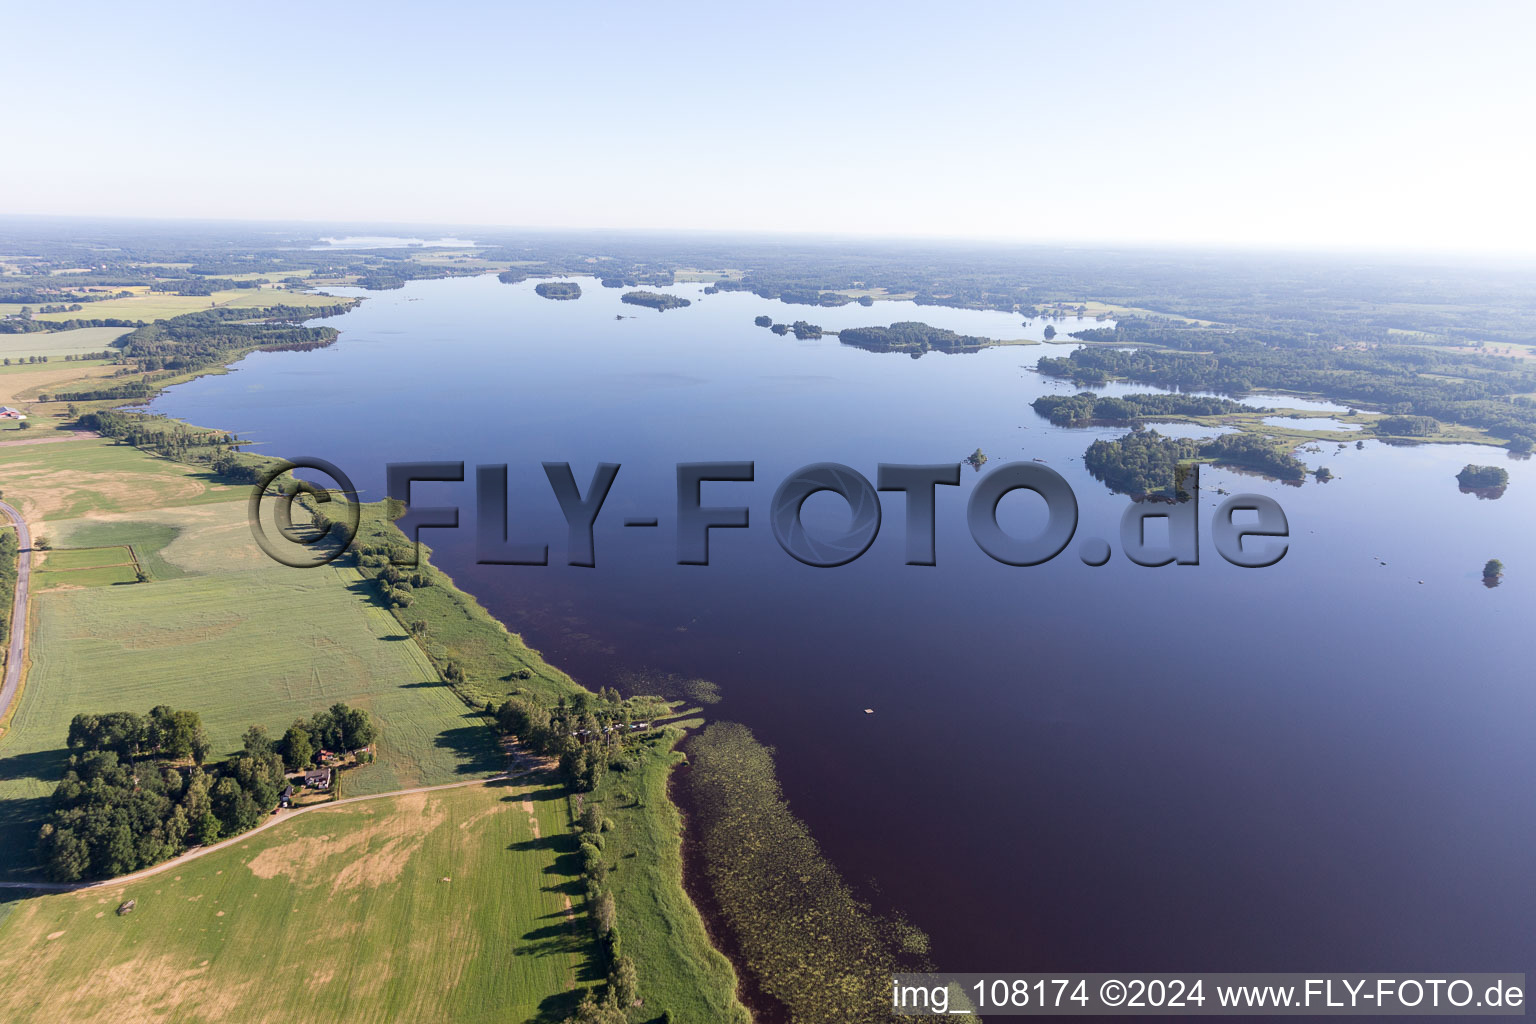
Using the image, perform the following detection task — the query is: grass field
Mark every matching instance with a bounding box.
[0,782,596,1024]
[345,503,580,706]
[0,326,132,361]
[585,726,747,1023]
[35,545,134,571]
[34,563,139,588]
[43,520,188,580]
[0,465,504,878]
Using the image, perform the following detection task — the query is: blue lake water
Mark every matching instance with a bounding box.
[149,274,1536,972]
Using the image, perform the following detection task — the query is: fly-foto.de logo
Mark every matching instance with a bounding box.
[248,458,1289,571]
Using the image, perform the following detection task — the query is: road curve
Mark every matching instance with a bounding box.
[0,770,536,892]
[0,499,30,726]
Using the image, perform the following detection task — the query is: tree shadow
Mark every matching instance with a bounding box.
[529,990,585,1024]
[430,721,503,776]
[0,746,67,878]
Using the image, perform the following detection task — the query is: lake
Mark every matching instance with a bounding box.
[148,274,1536,974]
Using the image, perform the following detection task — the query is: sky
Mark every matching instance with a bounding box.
[4,0,1534,254]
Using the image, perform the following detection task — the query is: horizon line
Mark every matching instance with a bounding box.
[2,210,1535,267]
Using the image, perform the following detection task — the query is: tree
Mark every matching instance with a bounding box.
[593,889,616,935]
[566,991,627,1024]
[193,810,222,846]
[1043,324,1056,339]
[336,704,375,750]
[1483,559,1504,579]
[242,725,274,759]
[281,721,314,770]
[608,955,639,1007]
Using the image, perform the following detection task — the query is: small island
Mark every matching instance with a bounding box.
[758,319,824,339]
[535,281,582,301]
[1457,464,1509,490]
[1084,430,1306,498]
[621,290,691,311]
[1031,392,1250,427]
[497,268,528,285]
[1483,558,1504,581]
[837,321,995,356]
[965,448,988,471]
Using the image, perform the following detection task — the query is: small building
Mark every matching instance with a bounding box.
[0,407,26,421]
[278,784,295,808]
[303,768,332,790]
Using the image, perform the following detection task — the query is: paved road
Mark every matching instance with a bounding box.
[0,770,536,892]
[0,500,29,726]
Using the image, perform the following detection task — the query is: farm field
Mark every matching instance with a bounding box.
[0,363,120,423]
[0,437,243,521]
[0,467,502,878]
[0,326,132,361]
[34,562,138,588]
[0,781,596,1024]
[0,285,348,323]
[35,545,134,571]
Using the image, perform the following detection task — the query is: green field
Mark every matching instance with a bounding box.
[585,725,747,1023]
[0,424,745,1021]
[44,521,188,579]
[0,782,596,1024]
[0,326,132,361]
[0,500,503,878]
[344,502,580,706]
[36,546,134,571]
[34,563,139,588]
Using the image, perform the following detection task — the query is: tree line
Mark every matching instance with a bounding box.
[37,703,375,882]
[113,303,352,373]
[1041,319,1536,450]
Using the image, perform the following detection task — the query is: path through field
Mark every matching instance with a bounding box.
[0,769,546,893]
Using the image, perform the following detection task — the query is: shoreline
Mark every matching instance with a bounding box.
[24,286,753,1017]
[668,750,791,1024]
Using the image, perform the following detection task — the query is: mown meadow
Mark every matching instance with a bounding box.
[0,782,594,1024]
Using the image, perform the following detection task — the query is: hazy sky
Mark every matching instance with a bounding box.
[5,0,1533,253]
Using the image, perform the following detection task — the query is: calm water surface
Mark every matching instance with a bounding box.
[150,275,1536,972]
